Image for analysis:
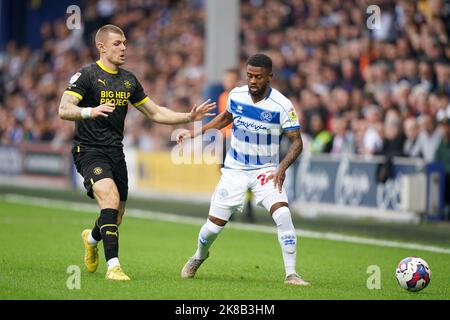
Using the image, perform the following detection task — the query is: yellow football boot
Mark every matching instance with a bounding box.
[105,265,130,281]
[81,229,99,273]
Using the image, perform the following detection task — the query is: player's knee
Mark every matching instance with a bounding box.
[101,191,120,209]
[208,215,228,227]
[93,180,120,208]
[270,202,289,215]
[104,183,120,201]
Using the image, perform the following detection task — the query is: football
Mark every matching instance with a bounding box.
[395,257,431,292]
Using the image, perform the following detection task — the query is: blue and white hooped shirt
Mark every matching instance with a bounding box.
[224,85,300,170]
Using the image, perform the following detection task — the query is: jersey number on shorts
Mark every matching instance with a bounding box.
[257,171,274,186]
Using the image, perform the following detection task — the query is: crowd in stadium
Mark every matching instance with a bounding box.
[0,0,205,150]
[1,0,450,164]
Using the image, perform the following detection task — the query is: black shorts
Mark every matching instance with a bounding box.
[72,145,128,202]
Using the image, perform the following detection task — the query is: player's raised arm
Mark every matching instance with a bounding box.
[58,92,115,121]
[135,97,216,124]
[176,109,233,144]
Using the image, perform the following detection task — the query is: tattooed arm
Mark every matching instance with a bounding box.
[58,92,115,121]
[271,129,303,193]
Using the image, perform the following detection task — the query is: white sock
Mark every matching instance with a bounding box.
[194,219,224,259]
[88,230,99,246]
[272,207,297,277]
[107,257,120,270]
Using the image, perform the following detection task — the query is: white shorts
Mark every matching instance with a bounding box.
[209,167,289,221]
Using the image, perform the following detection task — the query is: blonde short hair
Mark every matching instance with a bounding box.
[95,24,125,43]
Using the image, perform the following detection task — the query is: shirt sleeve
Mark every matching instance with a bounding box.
[64,68,90,101]
[280,101,300,131]
[226,88,238,113]
[226,94,232,114]
[129,75,149,107]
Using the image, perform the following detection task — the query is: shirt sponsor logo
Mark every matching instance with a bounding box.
[100,90,131,107]
[234,116,268,131]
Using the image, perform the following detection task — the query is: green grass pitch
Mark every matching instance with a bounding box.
[0,199,449,300]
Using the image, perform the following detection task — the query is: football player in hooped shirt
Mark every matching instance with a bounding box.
[177,53,310,286]
[58,24,215,281]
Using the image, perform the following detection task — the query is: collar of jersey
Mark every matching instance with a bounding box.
[96,60,118,74]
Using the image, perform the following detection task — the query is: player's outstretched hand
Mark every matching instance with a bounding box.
[92,102,115,118]
[176,129,194,144]
[270,168,286,193]
[189,99,216,122]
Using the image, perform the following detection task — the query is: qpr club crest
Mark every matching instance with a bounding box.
[217,188,228,199]
[260,111,273,122]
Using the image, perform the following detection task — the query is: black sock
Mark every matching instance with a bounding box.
[91,218,102,241]
[98,208,119,262]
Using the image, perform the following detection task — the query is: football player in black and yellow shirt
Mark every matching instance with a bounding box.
[58,24,215,281]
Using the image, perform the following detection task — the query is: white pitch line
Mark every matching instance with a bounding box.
[2,193,450,255]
